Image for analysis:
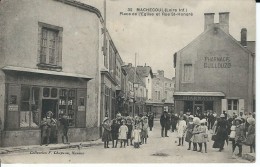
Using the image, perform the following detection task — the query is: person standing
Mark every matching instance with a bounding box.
[198,119,208,153]
[245,117,255,153]
[176,116,187,146]
[148,112,154,131]
[213,114,229,152]
[185,115,195,150]
[59,115,69,144]
[141,116,149,144]
[232,117,246,157]
[126,117,133,146]
[160,111,170,137]
[111,119,120,148]
[118,119,128,148]
[192,117,201,151]
[132,125,141,148]
[102,117,112,148]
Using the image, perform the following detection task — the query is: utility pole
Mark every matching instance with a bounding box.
[133,53,137,117]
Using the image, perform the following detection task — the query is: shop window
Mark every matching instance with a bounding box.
[20,86,40,128]
[183,64,192,82]
[51,88,58,98]
[38,22,63,69]
[58,89,76,127]
[43,88,50,97]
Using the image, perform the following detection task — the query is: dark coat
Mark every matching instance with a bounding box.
[160,114,170,129]
[148,114,154,127]
[213,119,228,148]
[111,123,120,140]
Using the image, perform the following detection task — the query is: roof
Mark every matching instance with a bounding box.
[2,66,93,79]
[176,24,253,56]
[237,41,255,54]
[136,66,153,78]
[173,92,225,97]
[122,66,146,87]
[55,0,102,18]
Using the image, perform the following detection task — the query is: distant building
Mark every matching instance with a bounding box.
[173,12,255,117]
[147,70,175,118]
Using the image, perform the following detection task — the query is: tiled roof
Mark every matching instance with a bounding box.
[136,66,153,78]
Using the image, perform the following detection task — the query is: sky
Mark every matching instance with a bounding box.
[80,0,255,78]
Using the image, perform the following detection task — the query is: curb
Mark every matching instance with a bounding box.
[0,140,103,155]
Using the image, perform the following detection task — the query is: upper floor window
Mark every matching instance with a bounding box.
[38,22,63,69]
[228,99,238,111]
[183,64,192,82]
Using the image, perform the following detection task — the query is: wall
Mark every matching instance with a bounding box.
[176,26,252,112]
[0,0,101,137]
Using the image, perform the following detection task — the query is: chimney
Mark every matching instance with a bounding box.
[204,13,215,31]
[241,28,247,47]
[158,70,164,77]
[219,12,229,33]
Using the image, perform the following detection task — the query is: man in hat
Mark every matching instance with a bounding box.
[59,114,69,144]
[148,112,154,131]
[160,111,170,137]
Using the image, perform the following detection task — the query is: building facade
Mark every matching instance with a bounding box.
[173,12,255,117]
[149,70,175,118]
[0,0,104,146]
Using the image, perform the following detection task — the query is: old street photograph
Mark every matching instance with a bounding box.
[0,0,256,164]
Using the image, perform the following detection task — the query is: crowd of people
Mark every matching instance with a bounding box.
[159,110,255,157]
[102,112,154,149]
[40,111,70,146]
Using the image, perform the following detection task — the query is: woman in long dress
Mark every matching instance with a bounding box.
[213,114,229,152]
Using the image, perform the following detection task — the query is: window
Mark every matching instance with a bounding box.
[228,99,238,111]
[183,64,192,82]
[38,22,63,68]
[158,91,161,100]
[20,86,40,128]
[165,91,167,99]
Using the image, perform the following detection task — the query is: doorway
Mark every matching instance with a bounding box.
[42,99,58,119]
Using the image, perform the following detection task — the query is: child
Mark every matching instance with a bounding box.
[177,116,187,146]
[185,115,194,150]
[192,117,201,151]
[232,117,245,157]
[102,117,112,148]
[198,119,208,153]
[132,125,141,148]
[126,117,133,146]
[111,119,120,148]
[118,119,128,148]
[245,118,255,153]
[141,116,149,144]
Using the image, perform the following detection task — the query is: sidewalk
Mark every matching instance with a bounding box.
[0,139,103,155]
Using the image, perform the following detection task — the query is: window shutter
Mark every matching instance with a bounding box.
[37,26,42,63]
[76,89,87,128]
[6,84,20,130]
[238,99,245,114]
[57,32,63,67]
[221,99,227,113]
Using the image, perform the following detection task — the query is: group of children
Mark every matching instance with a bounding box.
[176,114,256,156]
[176,115,209,153]
[102,114,149,149]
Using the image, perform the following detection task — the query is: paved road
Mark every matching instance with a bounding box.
[1,120,250,163]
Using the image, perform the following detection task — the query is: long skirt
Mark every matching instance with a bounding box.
[102,129,112,142]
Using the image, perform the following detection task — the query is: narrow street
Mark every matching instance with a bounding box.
[0,120,249,163]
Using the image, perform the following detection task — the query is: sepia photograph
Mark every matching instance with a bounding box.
[0,0,257,164]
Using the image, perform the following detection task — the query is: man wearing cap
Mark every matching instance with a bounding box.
[213,113,228,152]
[160,111,170,137]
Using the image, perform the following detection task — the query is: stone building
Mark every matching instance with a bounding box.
[173,12,255,117]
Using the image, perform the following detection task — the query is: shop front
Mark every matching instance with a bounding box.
[2,67,92,147]
[173,92,225,116]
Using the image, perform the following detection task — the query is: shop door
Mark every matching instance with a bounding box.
[42,99,58,119]
[194,105,203,117]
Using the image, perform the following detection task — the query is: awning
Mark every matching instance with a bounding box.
[2,66,93,80]
[173,92,225,97]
